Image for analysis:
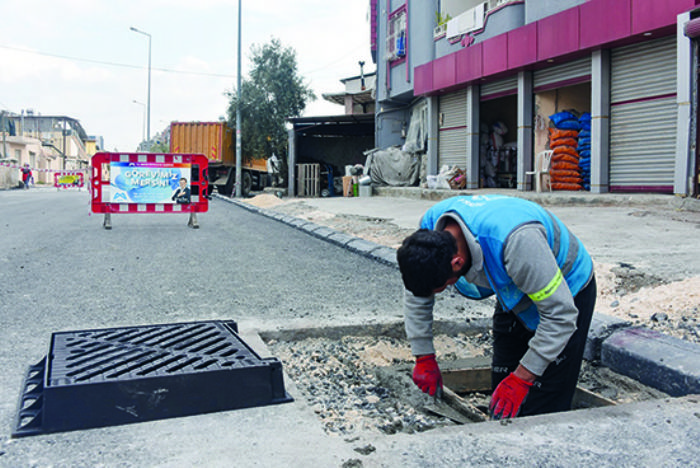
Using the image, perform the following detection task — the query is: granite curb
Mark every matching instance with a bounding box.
[218,194,700,398]
[217,194,400,268]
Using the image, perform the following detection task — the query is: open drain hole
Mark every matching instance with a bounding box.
[265,327,669,436]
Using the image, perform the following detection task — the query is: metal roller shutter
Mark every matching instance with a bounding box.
[439,89,468,168]
[480,76,518,100]
[533,57,591,90]
[610,37,677,192]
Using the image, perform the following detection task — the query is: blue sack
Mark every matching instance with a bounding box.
[550,111,578,127]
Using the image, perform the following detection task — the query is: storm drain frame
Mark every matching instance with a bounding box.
[13,320,292,437]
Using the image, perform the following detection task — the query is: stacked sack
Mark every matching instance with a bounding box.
[548,111,582,191]
[577,113,592,191]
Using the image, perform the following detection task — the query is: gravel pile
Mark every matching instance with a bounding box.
[267,333,490,436]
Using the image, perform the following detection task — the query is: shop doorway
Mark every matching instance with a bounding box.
[479,94,517,188]
[534,82,591,190]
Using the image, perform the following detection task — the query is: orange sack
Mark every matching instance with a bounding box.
[552,153,579,165]
[551,161,580,171]
[551,182,582,191]
[553,145,579,158]
[550,137,579,149]
[549,169,581,177]
[549,128,579,140]
[550,176,583,184]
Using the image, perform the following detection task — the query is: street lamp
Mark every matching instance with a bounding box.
[130,26,151,143]
[132,99,146,146]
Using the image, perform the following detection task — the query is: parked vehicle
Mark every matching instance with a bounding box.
[169,121,267,196]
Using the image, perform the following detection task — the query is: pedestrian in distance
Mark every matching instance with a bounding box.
[396,195,596,420]
[21,164,32,189]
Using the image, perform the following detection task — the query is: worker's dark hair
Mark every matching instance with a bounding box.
[396,229,457,298]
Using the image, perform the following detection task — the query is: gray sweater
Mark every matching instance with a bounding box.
[404,213,589,376]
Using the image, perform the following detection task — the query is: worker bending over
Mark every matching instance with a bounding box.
[397,195,596,419]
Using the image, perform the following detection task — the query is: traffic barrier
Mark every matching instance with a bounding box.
[54,171,84,189]
[90,152,209,229]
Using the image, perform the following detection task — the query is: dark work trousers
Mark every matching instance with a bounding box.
[491,276,597,416]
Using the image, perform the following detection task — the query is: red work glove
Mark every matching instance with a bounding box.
[489,372,533,420]
[412,354,443,396]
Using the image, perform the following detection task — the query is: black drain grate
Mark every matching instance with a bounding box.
[13,320,292,437]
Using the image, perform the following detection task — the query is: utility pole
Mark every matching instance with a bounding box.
[0,111,7,160]
[234,0,243,198]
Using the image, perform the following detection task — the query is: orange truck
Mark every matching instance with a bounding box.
[169,121,268,196]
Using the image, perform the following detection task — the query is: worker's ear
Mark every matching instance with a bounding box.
[450,255,465,273]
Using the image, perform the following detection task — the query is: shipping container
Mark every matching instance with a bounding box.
[170,121,268,196]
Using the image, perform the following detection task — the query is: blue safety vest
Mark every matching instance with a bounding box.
[420,195,593,330]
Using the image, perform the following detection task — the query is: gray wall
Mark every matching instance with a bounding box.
[525,0,587,24]
[376,107,409,150]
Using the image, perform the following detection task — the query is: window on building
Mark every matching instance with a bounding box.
[29,151,36,168]
[386,8,407,62]
[440,0,512,18]
[15,149,21,162]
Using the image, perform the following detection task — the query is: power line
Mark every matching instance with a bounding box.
[0,44,237,79]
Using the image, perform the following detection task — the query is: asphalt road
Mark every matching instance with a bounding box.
[0,188,403,466]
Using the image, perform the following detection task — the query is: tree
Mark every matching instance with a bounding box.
[226,38,315,161]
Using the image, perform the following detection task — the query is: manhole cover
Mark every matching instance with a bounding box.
[13,320,292,437]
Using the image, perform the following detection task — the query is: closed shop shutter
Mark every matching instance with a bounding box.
[533,57,591,91]
[480,76,518,100]
[610,36,677,192]
[439,89,468,168]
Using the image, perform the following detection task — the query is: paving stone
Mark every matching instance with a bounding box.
[345,238,382,256]
[601,327,700,396]
[326,232,356,246]
[369,247,398,267]
[308,226,337,239]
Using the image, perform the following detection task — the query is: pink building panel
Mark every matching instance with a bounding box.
[456,43,483,83]
[432,54,457,91]
[508,22,537,69]
[631,0,696,34]
[414,63,433,95]
[537,7,580,61]
[482,34,509,76]
[579,0,631,49]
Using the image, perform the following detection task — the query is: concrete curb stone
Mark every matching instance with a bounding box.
[601,327,700,396]
[345,238,384,257]
[326,232,357,246]
[306,226,337,240]
[369,246,399,267]
[583,313,631,362]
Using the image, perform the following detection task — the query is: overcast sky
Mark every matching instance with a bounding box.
[0,0,374,152]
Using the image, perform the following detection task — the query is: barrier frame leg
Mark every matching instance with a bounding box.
[103,213,112,230]
[188,212,199,229]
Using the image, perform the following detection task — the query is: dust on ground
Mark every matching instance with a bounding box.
[246,194,700,344]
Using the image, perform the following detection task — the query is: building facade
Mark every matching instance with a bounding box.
[6,113,91,170]
[372,0,700,196]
